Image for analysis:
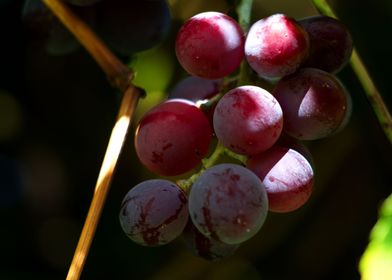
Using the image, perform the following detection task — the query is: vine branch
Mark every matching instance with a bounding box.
[311,0,392,143]
[41,1,143,279]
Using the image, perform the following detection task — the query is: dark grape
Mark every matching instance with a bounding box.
[134,99,212,176]
[213,85,283,155]
[299,15,353,73]
[22,0,80,55]
[95,0,171,56]
[245,13,309,79]
[182,220,239,260]
[272,68,350,140]
[168,76,222,103]
[332,76,353,134]
[188,163,268,244]
[247,147,314,213]
[175,11,245,79]
[119,179,189,246]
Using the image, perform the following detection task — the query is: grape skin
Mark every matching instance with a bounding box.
[272,68,349,140]
[169,76,222,126]
[168,76,222,103]
[275,133,314,166]
[245,13,310,79]
[134,99,212,176]
[299,15,354,73]
[213,85,283,155]
[182,220,239,261]
[119,179,189,246]
[188,164,268,245]
[175,11,245,79]
[95,0,171,55]
[22,0,81,55]
[247,147,314,213]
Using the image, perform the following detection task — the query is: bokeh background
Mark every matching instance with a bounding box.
[0,0,391,279]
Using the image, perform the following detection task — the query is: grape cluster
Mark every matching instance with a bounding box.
[120,10,353,260]
[22,0,171,56]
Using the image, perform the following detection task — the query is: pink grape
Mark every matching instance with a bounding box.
[213,85,283,155]
[134,99,212,176]
[245,13,310,79]
[299,15,353,73]
[275,133,314,166]
[119,179,189,246]
[182,220,239,260]
[175,11,245,79]
[188,164,268,244]
[272,68,349,140]
[247,147,314,213]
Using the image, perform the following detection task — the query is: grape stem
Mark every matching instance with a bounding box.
[311,0,392,144]
[41,1,143,280]
[177,142,247,193]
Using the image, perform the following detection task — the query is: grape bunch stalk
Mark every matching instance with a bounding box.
[119,9,354,260]
[21,0,391,278]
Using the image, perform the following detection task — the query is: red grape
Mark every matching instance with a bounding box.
[245,13,309,79]
[134,99,212,176]
[247,147,314,213]
[188,164,268,244]
[213,85,283,155]
[175,11,245,79]
[272,68,349,140]
[299,15,353,73]
[119,179,189,246]
[275,133,314,165]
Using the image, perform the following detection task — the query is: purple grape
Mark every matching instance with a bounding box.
[22,0,80,55]
[299,15,353,73]
[247,147,314,213]
[175,11,245,79]
[119,179,189,246]
[95,0,171,55]
[275,133,314,165]
[182,220,239,260]
[213,85,283,155]
[168,76,222,103]
[245,13,310,79]
[134,99,212,176]
[188,164,268,245]
[272,68,350,140]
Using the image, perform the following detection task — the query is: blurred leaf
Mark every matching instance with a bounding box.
[130,47,174,93]
[130,47,174,122]
[360,193,392,280]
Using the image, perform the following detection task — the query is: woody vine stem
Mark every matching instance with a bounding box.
[41,1,142,279]
[41,0,391,279]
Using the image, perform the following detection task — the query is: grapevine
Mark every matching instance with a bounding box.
[2,0,390,279]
